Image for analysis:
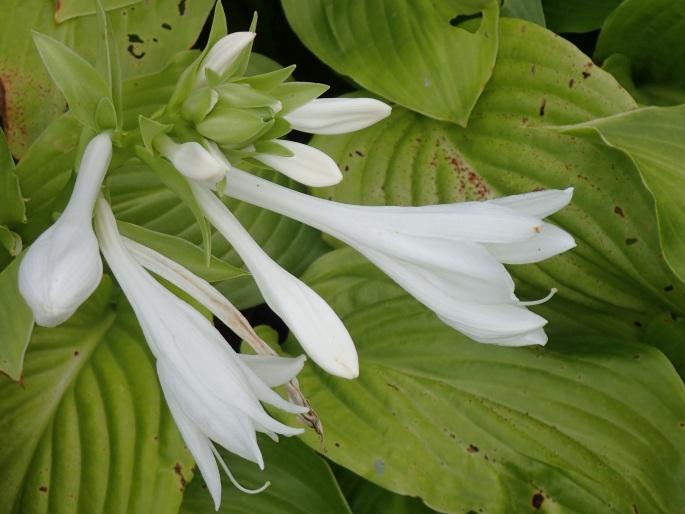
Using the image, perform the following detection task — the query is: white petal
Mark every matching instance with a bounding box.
[486,187,573,218]
[238,354,306,387]
[482,222,577,264]
[161,377,223,510]
[284,97,392,135]
[253,140,342,187]
[157,136,228,183]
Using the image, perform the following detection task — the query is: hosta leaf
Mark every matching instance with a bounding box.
[333,466,438,514]
[0,0,214,157]
[0,278,193,514]
[541,0,623,33]
[501,0,545,27]
[281,247,685,513]
[310,18,685,341]
[32,32,113,131]
[0,254,34,382]
[180,435,351,514]
[0,127,26,228]
[281,0,499,125]
[594,0,685,105]
[553,104,685,284]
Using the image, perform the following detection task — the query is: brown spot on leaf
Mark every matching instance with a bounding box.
[386,383,399,391]
[173,462,187,490]
[532,492,544,509]
[539,98,546,116]
[467,444,479,453]
[520,24,526,33]
[162,23,172,30]
[39,486,48,492]
[625,237,638,246]
[568,78,575,88]
[632,504,639,514]
[530,65,536,76]
[664,284,674,292]
[614,205,625,217]
[582,71,591,79]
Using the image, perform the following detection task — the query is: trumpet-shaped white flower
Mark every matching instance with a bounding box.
[222,168,576,346]
[19,133,112,327]
[154,133,228,183]
[195,32,255,88]
[94,197,308,509]
[284,97,392,135]
[190,182,359,378]
[253,139,343,187]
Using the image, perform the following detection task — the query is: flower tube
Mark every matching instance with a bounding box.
[19,133,112,327]
[94,197,308,508]
[222,168,576,346]
[190,182,359,379]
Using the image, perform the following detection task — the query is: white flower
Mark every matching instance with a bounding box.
[195,32,255,88]
[284,97,392,135]
[93,197,308,508]
[253,139,343,187]
[222,168,576,346]
[154,133,228,183]
[18,133,112,327]
[190,182,359,378]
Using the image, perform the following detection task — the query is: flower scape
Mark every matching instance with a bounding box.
[13,5,576,510]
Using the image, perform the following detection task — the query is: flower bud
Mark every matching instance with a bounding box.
[253,139,343,187]
[284,97,392,135]
[18,133,112,327]
[195,32,255,88]
[154,133,228,183]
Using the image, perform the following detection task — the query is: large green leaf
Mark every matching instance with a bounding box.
[594,0,685,104]
[553,105,685,285]
[541,0,623,33]
[501,0,545,27]
[281,247,685,513]
[333,466,438,514]
[180,435,351,514]
[310,18,685,341]
[0,278,193,514]
[0,254,34,382]
[281,0,500,125]
[0,0,214,157]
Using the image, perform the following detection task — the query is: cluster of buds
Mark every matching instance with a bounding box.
[17,16,576,509]
[149,30,391,189]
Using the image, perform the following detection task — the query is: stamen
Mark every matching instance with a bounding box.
[210,443,270,494]
[519,288,557,306]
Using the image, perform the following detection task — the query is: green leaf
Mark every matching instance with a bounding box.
[0,226,22,258]
[333,466,438,514]
[553,104,685,285]
[501,0,546,27]
[644,311,685,381]
[54,0,140,22]
[116,221,247,283]
[595,0,685,102]
[0,0,214,157]
[0,278,194,514]
[311,19,685,341]
[0,254,34,382]
[32,32,112,131]
[180,435,352,514]
[282,247,685,513]
[541,0,623,33]
[281,0,500,125]
[0,127,26,228]
[138,115,172,155]
[95,0,123,129]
